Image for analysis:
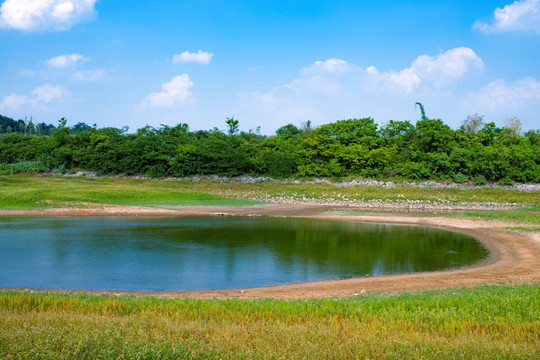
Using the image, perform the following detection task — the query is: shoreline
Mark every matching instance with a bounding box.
[1,203,539,299]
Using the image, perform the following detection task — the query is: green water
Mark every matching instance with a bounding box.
[0,216,489,291]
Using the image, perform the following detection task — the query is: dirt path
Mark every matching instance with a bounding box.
[2,204,539,299]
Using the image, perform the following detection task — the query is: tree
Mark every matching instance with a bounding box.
[504,116,522,136]
[276,124,300,138]
[18,120,25,134]
[28,120,35,135]
[58,117,68,129]
[71,122,92,135]
[301,120,313,134]
[415,102,428,121]
[461,114,484,136]
[226,117,239,136]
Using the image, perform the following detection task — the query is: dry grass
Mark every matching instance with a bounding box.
[1,285,538,359]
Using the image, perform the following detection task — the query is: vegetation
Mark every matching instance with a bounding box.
[0,175,257,209]
[1,111,539,183]
[448,209,540,226]
[0,175,538,211]
[0,114,56,136]
[1,109,538,359]
[1,285,538,359]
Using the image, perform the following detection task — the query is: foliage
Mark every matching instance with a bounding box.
[0,161,48,174]
[473,175,487,186]
[0,112,539,183]
[415,102,428,120]
[461,114,484,136]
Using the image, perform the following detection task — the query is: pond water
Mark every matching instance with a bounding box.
[0,216,489,291]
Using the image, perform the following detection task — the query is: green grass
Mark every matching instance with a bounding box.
[447,210,540,226]
[1,174,539,211]
[191,179,539,205]
[515,206,540,212]
[1,284,538,359]
[0,175,257,209]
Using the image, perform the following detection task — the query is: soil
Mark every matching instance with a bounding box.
[1,203,538,299]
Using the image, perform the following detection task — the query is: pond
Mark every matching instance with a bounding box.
[0,216,489,291]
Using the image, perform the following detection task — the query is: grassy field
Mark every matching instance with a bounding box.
[1,174,539,210]
[0,175,258,209]
[1,285,538,359]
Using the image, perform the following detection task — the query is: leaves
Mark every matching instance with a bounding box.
[0,115,538,183]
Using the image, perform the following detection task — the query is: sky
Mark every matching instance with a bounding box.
[0,0,539,134]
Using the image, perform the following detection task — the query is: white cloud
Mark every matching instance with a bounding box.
[300,58,351,75]
[0,0,98,32]
[0,93,30,109]
[31,84,69,101]
[364,66,421,94]
[365,47,483,93]
[45,53,87,67]
[474,0,540,34]
[409,47,484,85]
[0,84,69,109]
[143,74,194,107]
[466,77,540,111]
[240,47,485,130]
[256,47,482,99]
[172,50,213,65]
[71,69,105,81]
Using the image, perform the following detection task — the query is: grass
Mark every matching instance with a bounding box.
[1,174,539,211]
[0,284,538,359]
[447,209,540,227]
[0,175,258,209]
[183,178,539,206]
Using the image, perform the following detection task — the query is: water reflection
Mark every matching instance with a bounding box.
[0,216,489,291]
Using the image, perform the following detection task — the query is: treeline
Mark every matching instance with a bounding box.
[0,115,56,136]
[0,113,539,183]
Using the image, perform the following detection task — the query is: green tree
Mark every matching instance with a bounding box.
[275,124,300,139]
[226,117,239,136]
[415,102,428,121]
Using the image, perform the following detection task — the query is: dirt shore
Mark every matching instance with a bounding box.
[2,203,539,299]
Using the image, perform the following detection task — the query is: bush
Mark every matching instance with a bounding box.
[497,177,514,186]
[473,175,487,186]
[1,161,49,174]
[56,163,67,174]
[452,172,468,184]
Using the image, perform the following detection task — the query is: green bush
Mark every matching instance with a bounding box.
[452,172,468,184]
[1,161,49,174]
[473,175,487,186]
[497,177,514,186]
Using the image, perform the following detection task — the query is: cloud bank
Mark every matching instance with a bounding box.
[0,0,98,32]
[0,84,69,110]
[474,0,540,34]
[250,47,483,105]
[466,77,540,111]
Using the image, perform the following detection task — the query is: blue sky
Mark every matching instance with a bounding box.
[1,0,539,133]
